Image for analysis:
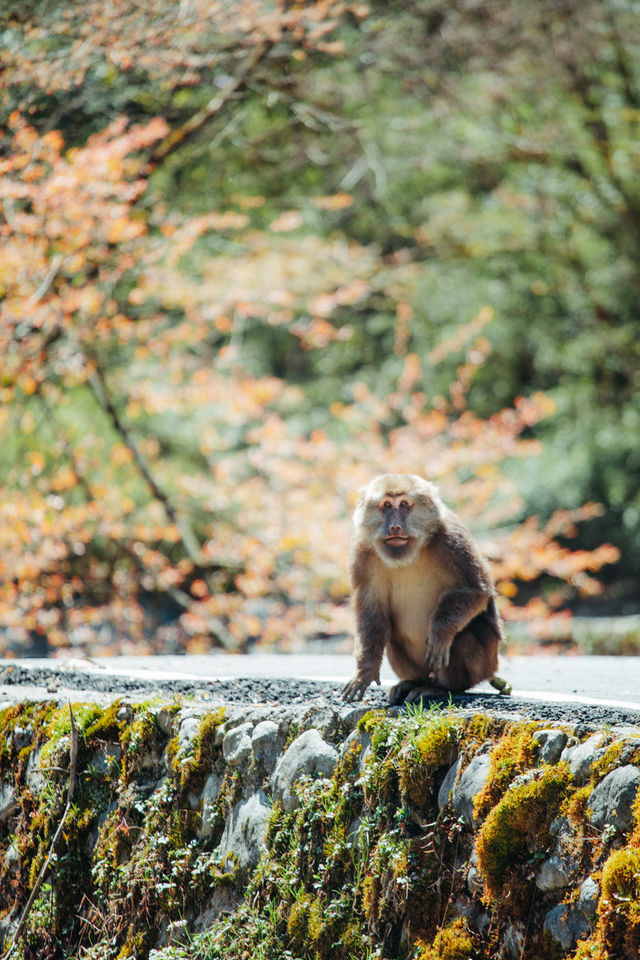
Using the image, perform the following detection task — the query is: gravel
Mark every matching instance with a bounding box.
[1,662,639,732]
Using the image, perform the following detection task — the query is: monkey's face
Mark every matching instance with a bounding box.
[353,474,443,568]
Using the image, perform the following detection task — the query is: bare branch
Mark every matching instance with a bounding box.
[87,359,211,569]
[24,253,62,310]
[149,42,268,163]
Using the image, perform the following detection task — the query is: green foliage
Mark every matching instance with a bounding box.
[0,0,635,660]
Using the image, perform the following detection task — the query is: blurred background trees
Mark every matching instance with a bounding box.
[0,0,636,657]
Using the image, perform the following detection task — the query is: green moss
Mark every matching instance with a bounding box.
[174,707,226,797]
[362,831,411,927]
[397,709,459,806]
[476,763,570,899]
[573,848,640,958]
[0,701,58,773]
[473,722,540,820]
[601,847,640,905]
[286,891,312,948]
[120,706,158,775]
[83,699,127,740]
[630,783,640,848]
[590,740,623,783]
[282,719,301,751]
[414,918,474,960]
[464,712,501,745]
[563,784,593,825]
[360,703,461,808]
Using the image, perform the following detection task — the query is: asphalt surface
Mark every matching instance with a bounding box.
[0,654,639,732]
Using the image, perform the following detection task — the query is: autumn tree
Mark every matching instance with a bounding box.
[0,0,625,657]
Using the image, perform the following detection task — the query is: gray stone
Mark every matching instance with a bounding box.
[588,764,640,832]
[25,746,46,793]
[12,725,33,751]
[502,922,526,959]
[561,734,605,785]
[152,707,175,736]
[438,760,459,810]
[0,783,17,822]
[271,729,338,812]
[536,853,575,892]
[549,815,572,838]
[339,728,372,773]
[251,720,280,770]
[451,753,492,826]
[218,790,271,870]
[579,876,600,919]
[197,772,224,840]
[543,904,590,951]
[466,851,484,897]
[222,722,254,768]
[346,817,362,846]
[177,717,201,755]
[533,729,567,765]
[4,842,19,871]
[340,706,373,731]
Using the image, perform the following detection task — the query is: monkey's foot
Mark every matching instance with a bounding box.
[489,675,512,696]
[388,679,449,707]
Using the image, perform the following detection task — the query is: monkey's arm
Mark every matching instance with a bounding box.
[426,586,489,674]
[342,585,390,702]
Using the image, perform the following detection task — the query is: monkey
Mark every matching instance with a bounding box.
[342,473,511,705]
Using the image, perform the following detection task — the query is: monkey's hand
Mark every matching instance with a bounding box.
[425,639,451,675]
[342,673,380,702]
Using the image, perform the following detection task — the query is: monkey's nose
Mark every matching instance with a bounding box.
[389,524,403,536]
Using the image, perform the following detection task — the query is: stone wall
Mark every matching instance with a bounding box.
[0,697,639,959]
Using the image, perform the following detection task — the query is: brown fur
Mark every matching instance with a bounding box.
[342,474,504,704]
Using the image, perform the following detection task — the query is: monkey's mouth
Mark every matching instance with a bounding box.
[385,537,409,547]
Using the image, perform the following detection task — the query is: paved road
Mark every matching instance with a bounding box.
[2,653,639,713]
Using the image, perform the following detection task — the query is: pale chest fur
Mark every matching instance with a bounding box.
[375,546,457,653]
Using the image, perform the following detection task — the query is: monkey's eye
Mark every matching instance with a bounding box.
[382,501,393,511]
[400,500,411,510]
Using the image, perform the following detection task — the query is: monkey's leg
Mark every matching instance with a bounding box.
[426,587,489,675]
[388,678,449,706]
[438,627,499,692]
[489,675,512,696]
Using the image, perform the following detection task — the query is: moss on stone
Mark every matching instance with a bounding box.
[396,709,459,807]
[574,848,640,958]
[590,740,623,783]
[476,763,570,899]
[173,707,226,798]
[473,721,540,820]
[3,700,639,960]
[630,782,640,848]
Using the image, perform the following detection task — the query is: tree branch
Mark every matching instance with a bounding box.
[24,253,62,310]
[149,42,268,164]
[87,359,215,570]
